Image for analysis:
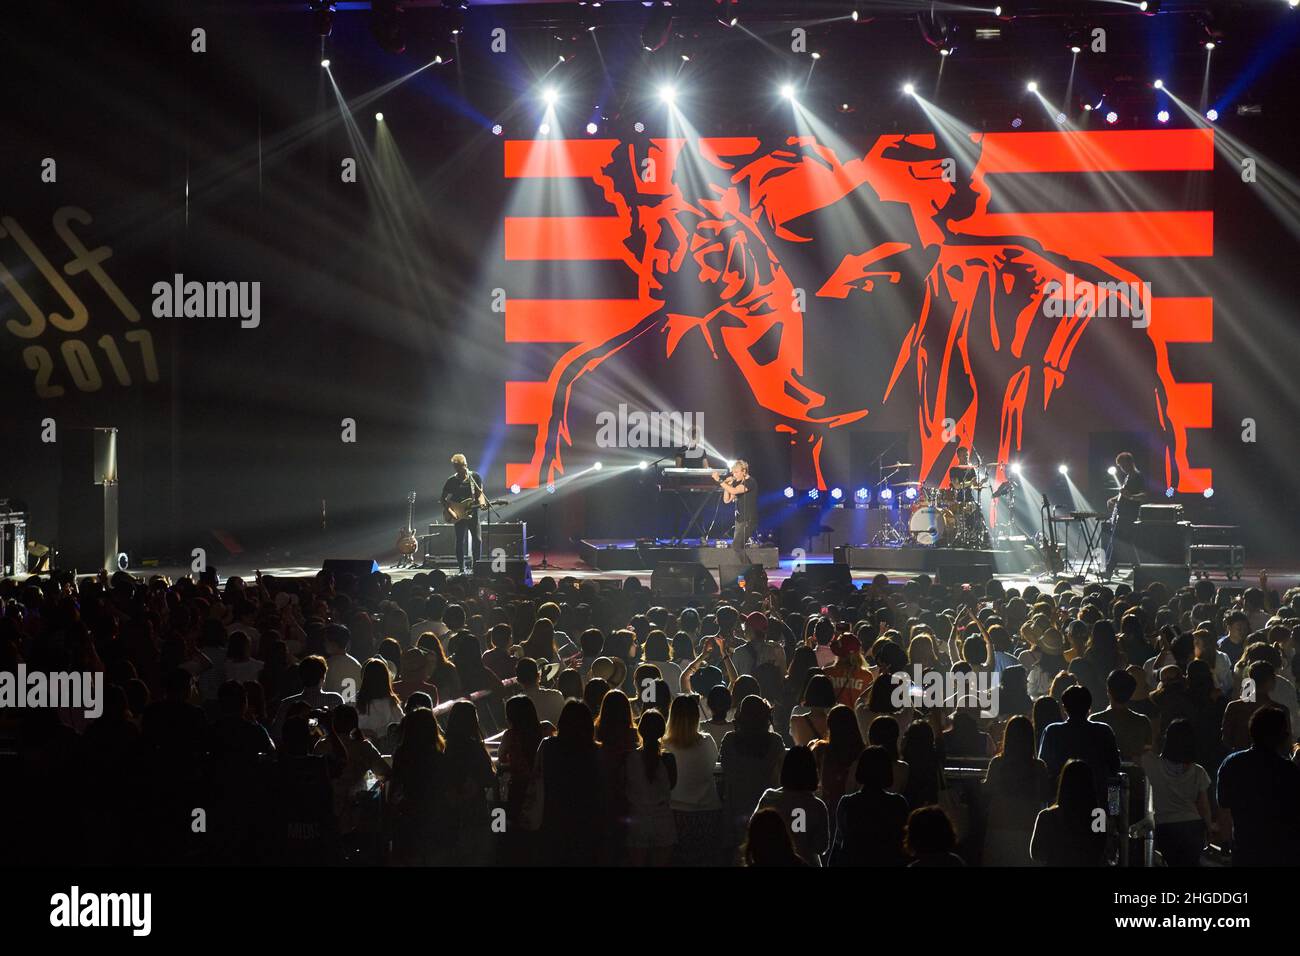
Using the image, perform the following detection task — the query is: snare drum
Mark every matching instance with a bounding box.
[909,505,955,546]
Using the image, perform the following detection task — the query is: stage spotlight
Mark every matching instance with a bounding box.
[1055,112,1066,124]
[855,487,870,503]
[1011,116,1023,128]
[538,122,551,135]
[375,112,384,121]
[1204,41,1216,51]
[811,51,822,60]
[783,486,795,499]
[586,121,598,134]
[1026,81,1038,93]
[1206,108,1219,121]
[905,486,918,500]
[902,82,916,96]
[1010,463,1023,477]
[657,83,676,104]
[1057,463,1069,475]
[780,83,796,101]
[1108,466,1118,477]
[1157,109,1170,123]
[880,488,894,502]
[510,483,522,494]
[1165,486,1176,498]
[320,58,331,68]
[546,482,556,494]
[1153,78,1164,90]
[1203,487,1215,499]
[1105,110,1119,124]
[491,123,503,136]
[807,488,819,501]
[638,460,649,470]
[593,461,603,471]
[542,86,559,106]
[830,487,843,501]
[1070,45,1081,54]
[633,121,645,133]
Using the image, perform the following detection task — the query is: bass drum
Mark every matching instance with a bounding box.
[909,505,955,547]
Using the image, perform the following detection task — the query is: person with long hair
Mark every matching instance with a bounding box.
[981,715,1051,866]
[743,807,806,866]
[355,658,404,742]
[1069,620,1122,706]
[442,700,496,865]
[520,617,559,665]
[643,630,683,696]
[389,708,449,865]
[812,704,866,822]
[624,708,678,866]
[720,695,786,859]
[867,715,909,796]
[1141,718,1214,866]
[496,693,554,863]
[754,745,829,866]
[900,720,942,809]
[415,632,461,702]
[663,693,723,866]
[1029,759,1107,866]
[537,700,606,866]
[595,689,638,864]
[1031,695,1064,753]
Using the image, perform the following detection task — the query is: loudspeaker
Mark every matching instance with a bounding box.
[1133,564,1190,593]
[796,564,854,590]
[483,522,527,558]
[938,563,993,585]
[424,524,458,560]
[0,512,26,578]
[322,558,380,577]
[58,427,119,572]
[474,558,533,587]
[1135,520,1190,566]
[651,561,717,596]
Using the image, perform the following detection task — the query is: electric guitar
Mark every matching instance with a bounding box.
[396,493,418,556]
[443,492,509,522]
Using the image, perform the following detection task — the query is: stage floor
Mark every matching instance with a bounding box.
[42,551,1290,595]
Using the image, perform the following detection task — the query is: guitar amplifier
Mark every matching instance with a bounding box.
[424,523,459,560]
[483,522,527,558]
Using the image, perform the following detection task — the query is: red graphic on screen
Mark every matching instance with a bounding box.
[502,129,1213,493]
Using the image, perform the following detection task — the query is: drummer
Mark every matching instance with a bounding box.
[949,446,979,505]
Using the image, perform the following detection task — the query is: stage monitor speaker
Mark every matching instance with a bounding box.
[474,558,533,587]
[0,513,27,578]
[795,564,854,590]
[483,522,527,558]
[322,558,380,577]
[58,426,119,572]
[938,563,993,585]
[424,524,458,560]
[1133,564,1190,593]
[651,561,717,596]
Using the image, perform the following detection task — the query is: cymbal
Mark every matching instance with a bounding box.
[949,463,978,470]
[883,462,913,469]
[896,480,926,487]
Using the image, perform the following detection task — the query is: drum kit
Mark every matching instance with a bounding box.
[869,459,1014,549]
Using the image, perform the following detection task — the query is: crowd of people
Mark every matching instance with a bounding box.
[1,561,1297,867]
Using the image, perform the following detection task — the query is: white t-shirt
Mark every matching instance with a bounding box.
[1140,753,1209,826]
[357,697,404,741]
[664,735,722,811]
[325,653,364,697]
[523,685,566,726]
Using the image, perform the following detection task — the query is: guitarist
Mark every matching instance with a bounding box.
[441,453,487,574]
[712,460,756,566]
[1104,451,1147,580]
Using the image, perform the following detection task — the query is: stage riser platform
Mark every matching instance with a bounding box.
[834,545,1029,574]
[579,539,780,571]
